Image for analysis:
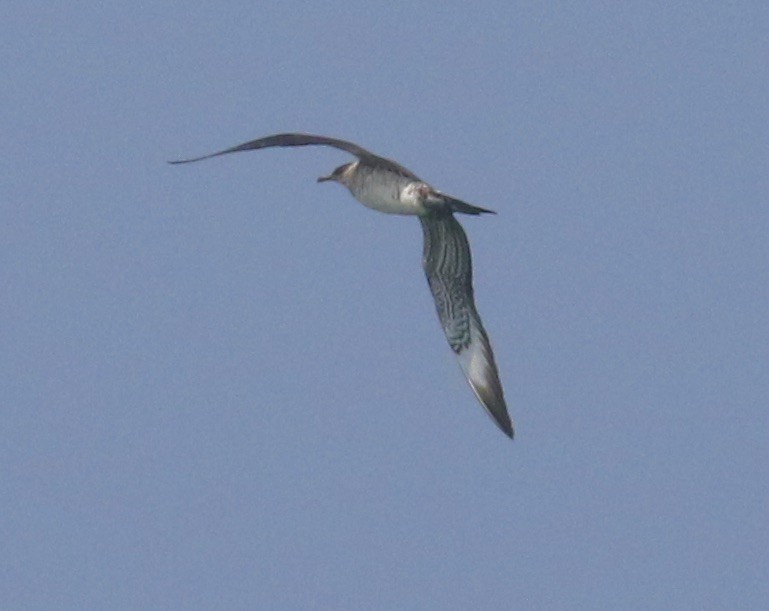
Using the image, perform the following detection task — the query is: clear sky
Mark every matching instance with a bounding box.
[3,3,768,609]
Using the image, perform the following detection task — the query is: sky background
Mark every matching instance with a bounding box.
[3,2,768,609]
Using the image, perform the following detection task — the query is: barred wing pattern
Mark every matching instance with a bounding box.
[419,214,513,438]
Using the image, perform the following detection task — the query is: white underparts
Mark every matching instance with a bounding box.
[343,165,428,216]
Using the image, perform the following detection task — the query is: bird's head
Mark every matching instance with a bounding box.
[317,162,353,185]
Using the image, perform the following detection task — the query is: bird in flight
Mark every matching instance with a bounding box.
[170,133,513,438]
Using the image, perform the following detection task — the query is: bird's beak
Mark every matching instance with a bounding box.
[317,174,332,183]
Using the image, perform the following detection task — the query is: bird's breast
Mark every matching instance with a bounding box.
[347,171,427,216]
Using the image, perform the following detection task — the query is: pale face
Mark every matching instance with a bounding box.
[317,162,353,184]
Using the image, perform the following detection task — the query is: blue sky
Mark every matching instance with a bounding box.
[3,3,768,609]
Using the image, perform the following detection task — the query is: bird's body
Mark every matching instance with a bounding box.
[327,161,428,215]
[171,133,513,438]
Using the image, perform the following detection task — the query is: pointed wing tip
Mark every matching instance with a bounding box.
[168,155,213,165]
[493,411,514,439]
[477,386,515,439]
[475,389,514,439]
[503,422,515,440]
[466,368,513,439]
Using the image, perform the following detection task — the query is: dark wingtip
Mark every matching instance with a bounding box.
[496,413,515,439]
[167,154,216,165]
[471,380,514,439]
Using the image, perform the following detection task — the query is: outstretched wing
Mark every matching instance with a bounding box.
[169,132,419,179]
[419,214,513,438]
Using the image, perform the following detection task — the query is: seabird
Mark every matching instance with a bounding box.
[170,133,514,438]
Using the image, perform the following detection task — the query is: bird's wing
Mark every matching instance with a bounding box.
[169,133,419,179]
[419,214,513,438]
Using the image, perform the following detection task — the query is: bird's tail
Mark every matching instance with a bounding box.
[443,196,496,215]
